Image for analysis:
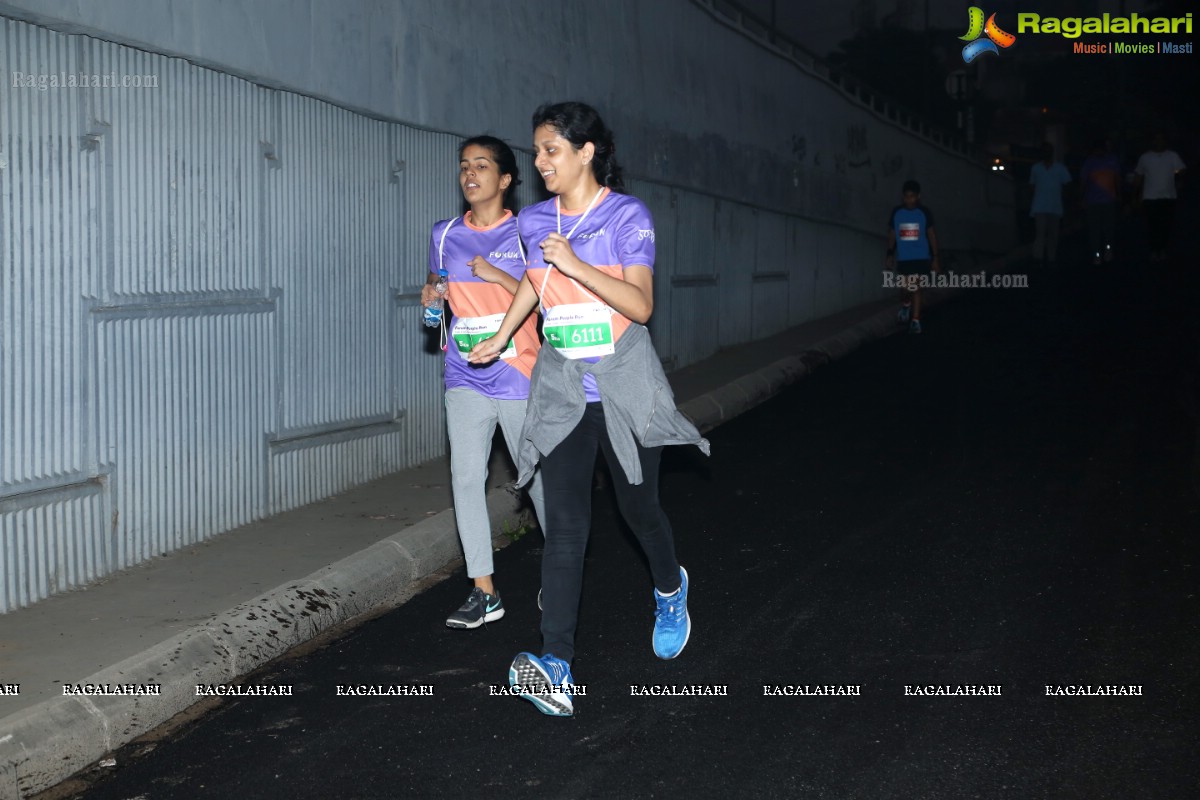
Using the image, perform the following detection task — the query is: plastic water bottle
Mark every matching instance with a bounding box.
[422,276,448,327]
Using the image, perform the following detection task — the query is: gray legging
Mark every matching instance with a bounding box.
[1032,212,1062,262]
[537,402,682,664]
[445,387,546,578]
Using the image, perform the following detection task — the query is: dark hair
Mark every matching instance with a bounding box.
[459,135,521,210]
[902,179,921,195]
[531,102,625,192]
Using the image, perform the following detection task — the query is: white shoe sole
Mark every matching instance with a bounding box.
[446,606,504,629]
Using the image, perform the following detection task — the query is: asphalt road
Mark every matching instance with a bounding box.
[57,222,1199,800]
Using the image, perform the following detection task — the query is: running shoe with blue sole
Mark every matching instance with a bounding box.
[653,566,691,659]
[509,652,574,717]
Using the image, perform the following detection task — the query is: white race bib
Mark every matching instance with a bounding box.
[452,314,515,360]
[542,302,615,359]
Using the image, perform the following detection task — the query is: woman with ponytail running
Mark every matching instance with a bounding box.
[469,103,709,716]
[423,135,546,630]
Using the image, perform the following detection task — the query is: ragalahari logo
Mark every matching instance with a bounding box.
[960,7,1017,62]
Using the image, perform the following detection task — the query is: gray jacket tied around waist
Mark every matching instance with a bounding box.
[516,323,711,487]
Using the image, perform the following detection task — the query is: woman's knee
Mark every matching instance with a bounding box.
[449,458,488,493]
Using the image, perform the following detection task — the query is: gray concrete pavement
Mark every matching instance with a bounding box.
[0,251,1011,799]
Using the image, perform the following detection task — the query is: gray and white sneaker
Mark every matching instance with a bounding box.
[446,587,504,629]
[509,652,574,716]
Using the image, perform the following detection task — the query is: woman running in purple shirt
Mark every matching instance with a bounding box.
[469,102,708,716]
[422,136,546,630]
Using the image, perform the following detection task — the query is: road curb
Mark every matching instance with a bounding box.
[0,486,531,800]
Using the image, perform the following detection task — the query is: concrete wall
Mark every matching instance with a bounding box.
[0,0,1011,244]
[0,1,1015,611]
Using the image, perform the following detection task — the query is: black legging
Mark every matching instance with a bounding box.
[1144,199,1175,252]
[538,402,682,663]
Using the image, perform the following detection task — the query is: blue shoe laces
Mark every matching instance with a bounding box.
[655,592,685,629]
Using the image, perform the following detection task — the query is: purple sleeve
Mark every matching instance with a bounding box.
[616,200,656,272]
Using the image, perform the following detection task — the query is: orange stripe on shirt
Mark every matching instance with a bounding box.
[529,264,634,345]
[446,279,540,379]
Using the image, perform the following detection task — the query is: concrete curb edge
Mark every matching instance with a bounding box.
[0,487,532,799]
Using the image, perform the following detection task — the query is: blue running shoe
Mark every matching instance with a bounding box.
[897,303,912,324]
[653,567,691,659]
[508,652,574,716]
[909,319,922,335]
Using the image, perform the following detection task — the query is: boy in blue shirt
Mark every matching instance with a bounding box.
[886,180,940,334]
[1029,143,1072,266]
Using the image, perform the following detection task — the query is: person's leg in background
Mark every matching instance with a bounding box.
[1032,213,1046,264]
[1045,213,1062,266]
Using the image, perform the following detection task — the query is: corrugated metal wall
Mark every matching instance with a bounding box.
[0,16,1009,612]
[0,19,460,611]
[2,19,106,611]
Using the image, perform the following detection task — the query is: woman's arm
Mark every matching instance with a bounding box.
[538,233,654,323]
[467,255,520,296]
[467,272,540,363]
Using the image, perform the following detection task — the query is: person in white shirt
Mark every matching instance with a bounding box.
[1028,143,1072,266]
[1134,133,1187,262]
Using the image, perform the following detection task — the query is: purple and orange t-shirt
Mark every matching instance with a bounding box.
[519,188,657,401]
[1080,153,1120,205]
[428,210,539,399]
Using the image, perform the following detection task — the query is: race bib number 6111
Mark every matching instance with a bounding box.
[542,302,615,359]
